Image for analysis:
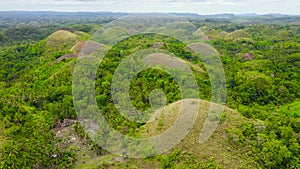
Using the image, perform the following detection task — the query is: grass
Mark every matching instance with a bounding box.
[279,99,300,117]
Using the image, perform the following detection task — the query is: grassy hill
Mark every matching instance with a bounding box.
[46,30,79,51]
[73,99,258,168]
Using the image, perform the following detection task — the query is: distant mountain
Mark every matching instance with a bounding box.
[263,13,290,17]
[0,11,297,18]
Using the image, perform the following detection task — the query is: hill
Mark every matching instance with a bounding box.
[72,99,259,168]
[46,30,79,52]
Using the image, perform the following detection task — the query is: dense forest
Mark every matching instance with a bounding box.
[0,12,299,168]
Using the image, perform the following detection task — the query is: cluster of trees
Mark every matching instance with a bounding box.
[227,112,300,168]
[210,25,300,107]
[211,24,300,168]
[0,38,78,168]
[94,33,209,133]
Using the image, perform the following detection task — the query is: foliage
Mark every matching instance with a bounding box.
[0,14,299,168]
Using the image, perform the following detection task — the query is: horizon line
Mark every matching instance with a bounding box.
[0,10,299,16]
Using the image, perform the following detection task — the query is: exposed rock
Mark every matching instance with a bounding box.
[62,119,77,127]
[51,154,58,158]
[243,52,254,61]
[152,42,164,49]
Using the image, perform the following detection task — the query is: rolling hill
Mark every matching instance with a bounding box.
[0,22,299,169]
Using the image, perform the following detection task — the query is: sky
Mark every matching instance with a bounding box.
[0,0,299,15]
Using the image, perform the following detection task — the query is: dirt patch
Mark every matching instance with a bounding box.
[56,53,78,63]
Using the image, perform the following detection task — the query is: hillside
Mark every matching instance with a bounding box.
[65,99,259,168]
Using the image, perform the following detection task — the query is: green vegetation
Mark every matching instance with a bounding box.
[0,12,299,168]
